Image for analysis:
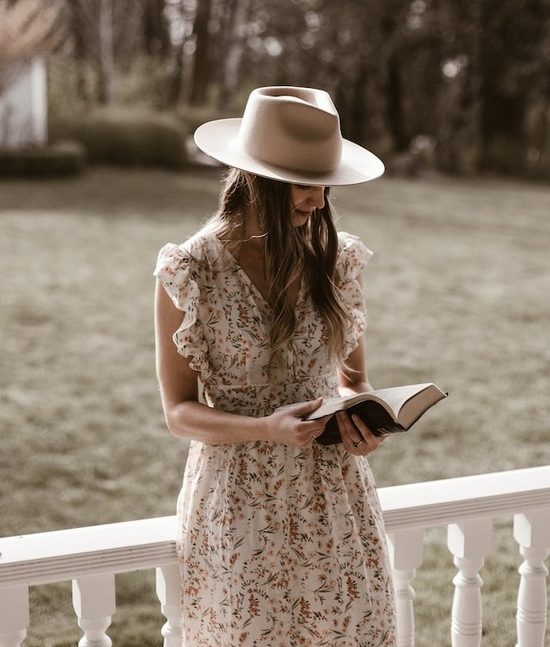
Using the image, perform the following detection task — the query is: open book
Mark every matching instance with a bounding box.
[283,383,447,445]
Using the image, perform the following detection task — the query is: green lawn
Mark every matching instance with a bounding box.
[1,168,549,646]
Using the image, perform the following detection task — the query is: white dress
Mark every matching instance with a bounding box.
[154,230,396,646]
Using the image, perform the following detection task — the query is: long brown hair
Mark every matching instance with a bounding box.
[206,168,353,366]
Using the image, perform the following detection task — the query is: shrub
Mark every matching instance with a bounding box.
[49,108,188,169]
[0,140,86,177]
[482,136,526,175]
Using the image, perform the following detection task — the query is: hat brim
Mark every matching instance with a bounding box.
[194,118,384,186]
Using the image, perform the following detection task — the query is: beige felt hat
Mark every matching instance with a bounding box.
[194,86,384,186]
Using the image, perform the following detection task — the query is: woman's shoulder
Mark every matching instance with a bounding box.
[155,229,221,275]
[336,230,373,271]
[154,229,222,312]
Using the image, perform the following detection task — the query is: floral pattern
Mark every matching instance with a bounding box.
[154,231,396,646]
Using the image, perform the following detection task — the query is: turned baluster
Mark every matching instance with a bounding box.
[447,518,492,647]
[156,564,182,646]
[386,528,425,647]
[72,573,116,647]
[0,585,29,647]
[514,509,550,647]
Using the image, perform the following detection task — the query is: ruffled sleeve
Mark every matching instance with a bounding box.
[154,242,211,382]
[336,231,373,359]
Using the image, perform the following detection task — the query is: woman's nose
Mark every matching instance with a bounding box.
[307,186,325,210]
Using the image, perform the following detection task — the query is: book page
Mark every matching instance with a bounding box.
[305,394,366,419]
[372,383,446,428]
[397,384,446,428]
[372,383,435,418]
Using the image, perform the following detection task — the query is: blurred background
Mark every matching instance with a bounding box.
[1,1,549,646]
[0,0,549,177]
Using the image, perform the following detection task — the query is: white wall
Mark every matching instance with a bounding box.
[0,57,47,148]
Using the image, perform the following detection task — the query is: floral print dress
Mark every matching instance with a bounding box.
[154,231,396,647]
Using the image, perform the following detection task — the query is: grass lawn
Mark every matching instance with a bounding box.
[1,167,549,646]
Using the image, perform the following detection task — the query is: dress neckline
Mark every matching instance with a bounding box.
[215,236,304,312]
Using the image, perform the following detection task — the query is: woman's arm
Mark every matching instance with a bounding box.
[154,280,327,446]
[335,269,384,456]
[336,337,383,456]
[337,273,373,396]
[337,336,374,396]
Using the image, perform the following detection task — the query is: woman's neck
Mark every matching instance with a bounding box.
[228,210,266,256]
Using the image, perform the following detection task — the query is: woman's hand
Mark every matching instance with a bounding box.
[336,411,384,456]
[264,398,328,448]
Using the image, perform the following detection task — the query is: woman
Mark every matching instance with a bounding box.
[154,86,396,646]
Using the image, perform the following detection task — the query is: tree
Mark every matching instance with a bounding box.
[478,0,548,173]
[69,0,144,104]
[216,0,251,108]
[433,0,484,173]
[142,0,171,59]
[188,0,213,105]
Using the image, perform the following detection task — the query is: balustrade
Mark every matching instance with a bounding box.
[0,466,548,647]
[514,510,550,647]
[387,527,424,647]
[156,564,183,646]
[72,574,116,647]
[447,519,492,647]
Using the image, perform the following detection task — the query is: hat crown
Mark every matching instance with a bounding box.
[238,86,343,174]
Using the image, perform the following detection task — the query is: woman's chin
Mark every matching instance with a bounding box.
[291,211,312,227]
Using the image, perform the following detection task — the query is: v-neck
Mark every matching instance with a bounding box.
[217,237,304,312]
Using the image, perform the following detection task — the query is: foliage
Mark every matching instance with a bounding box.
[68,0,146,104]
[0,140,86,176]
[48,55,173,118]
[1,168,549,644]
[48,0,550,178]
[49,107,188,169]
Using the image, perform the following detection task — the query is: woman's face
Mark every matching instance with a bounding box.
[290,184,326,227]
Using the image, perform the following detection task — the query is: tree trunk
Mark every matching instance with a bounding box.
[166,40,185,106]
[386,50,408,152]
[217,0,250,109]
[97,0,114,104]
[188,0,212,106]
[142,0,171,59]
[460,0,483,173]
[69,7,89,102]
[435,0,483,173]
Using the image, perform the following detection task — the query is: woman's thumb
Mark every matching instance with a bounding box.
[289,397,324,418]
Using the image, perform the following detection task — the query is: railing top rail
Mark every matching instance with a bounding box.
[0,516,178,588]
[1,465,549,588]
[379,464,550,532]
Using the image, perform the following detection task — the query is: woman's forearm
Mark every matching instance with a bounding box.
[165,400,269,444]
[339,380,374,397]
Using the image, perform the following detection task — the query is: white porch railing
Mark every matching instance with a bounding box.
[1,465,549,647]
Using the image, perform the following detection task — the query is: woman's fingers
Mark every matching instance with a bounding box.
[351,414,384,454]
[336,411,364,453]
[301,418,327,435]
[288,415,328,446]
[337,411,382,455]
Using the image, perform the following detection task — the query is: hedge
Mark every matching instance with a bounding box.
[0,140,86,177]
[49,108,188,169]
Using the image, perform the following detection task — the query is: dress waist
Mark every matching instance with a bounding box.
[203,374,340,417]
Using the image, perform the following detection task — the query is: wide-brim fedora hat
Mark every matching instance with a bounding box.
[194,86,384,186]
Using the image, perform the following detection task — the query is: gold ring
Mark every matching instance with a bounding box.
[353,439,366,448]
